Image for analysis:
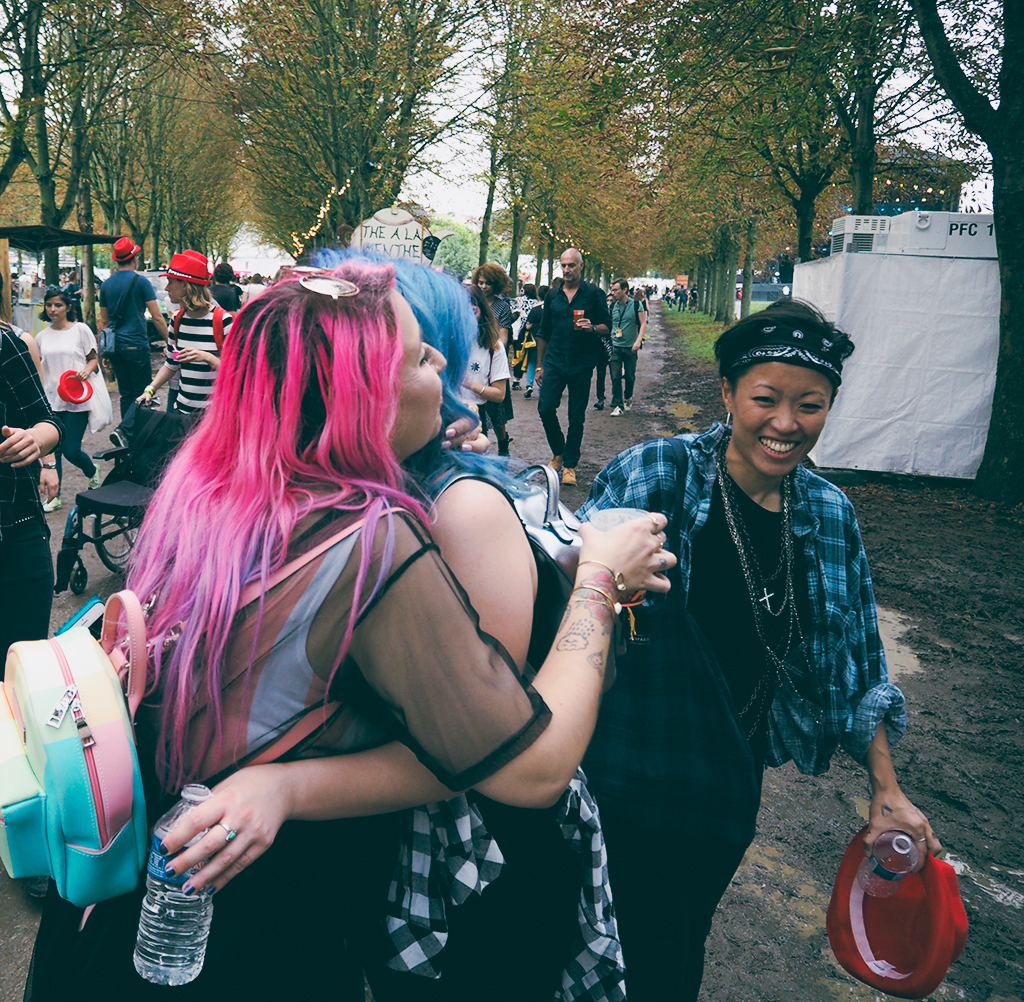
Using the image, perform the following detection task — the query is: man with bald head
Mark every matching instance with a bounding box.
[536,248,611,485]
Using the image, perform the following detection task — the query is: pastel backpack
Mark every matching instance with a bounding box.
[0,592,148,907]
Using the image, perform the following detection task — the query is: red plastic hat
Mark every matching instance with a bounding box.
[827,826,968,998]
[162,250,211,285]
[57,370,93,404]
[112,237,141,263]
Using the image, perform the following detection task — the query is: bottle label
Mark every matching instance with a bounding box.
[871,858,905,881]
[147,833,200,886]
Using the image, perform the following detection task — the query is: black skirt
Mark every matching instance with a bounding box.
[25,813,400,1002]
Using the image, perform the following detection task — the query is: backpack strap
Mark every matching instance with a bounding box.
[235,511,388,766]
[173,306,226,351]
[237,515,368,608]
[100,590,147,718]
[211,305,225,351]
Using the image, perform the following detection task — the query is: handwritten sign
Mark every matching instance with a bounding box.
[353,207,426,261]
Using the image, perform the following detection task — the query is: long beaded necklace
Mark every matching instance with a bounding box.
[716,434,810,732]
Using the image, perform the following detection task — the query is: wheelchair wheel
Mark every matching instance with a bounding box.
[93,512,141,573]
[70,561,88,595]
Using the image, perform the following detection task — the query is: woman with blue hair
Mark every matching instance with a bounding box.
[314,249,643,1001]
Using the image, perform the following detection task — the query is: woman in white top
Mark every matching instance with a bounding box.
[241,273,267,306]
[466,284,512,455]
[138,251,232,415]
[35,288,113,510]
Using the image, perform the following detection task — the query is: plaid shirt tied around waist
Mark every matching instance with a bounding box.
[384,769,625,1002]
[577,423,907,778]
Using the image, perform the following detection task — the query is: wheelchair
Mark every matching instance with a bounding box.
[54,406,193,594]
[54,445,154,594]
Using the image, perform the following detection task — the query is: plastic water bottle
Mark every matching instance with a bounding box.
[856,829,921,898]
[133,784,215,985]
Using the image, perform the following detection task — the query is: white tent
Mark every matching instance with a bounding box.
[796,213,999,479]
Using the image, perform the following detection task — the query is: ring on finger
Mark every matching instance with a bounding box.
[215,822,238,842]
[648,514,660,531]
[914,836,928,842]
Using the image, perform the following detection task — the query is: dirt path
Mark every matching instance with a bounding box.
[3,303,1022,1000]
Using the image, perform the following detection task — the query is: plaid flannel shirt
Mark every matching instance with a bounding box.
[0,326,63,538]
[384,769,626,1002]
[577,424,906,776]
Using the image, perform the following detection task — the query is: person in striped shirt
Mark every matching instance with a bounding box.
[138,251,232,415]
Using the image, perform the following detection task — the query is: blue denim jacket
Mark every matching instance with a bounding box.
[578,423,906,775]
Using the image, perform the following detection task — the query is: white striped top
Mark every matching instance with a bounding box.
[165,309,232,412]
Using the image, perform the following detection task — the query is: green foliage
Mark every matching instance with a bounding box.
[430,215,478,279]
[659,308,725,367]
[234,0,477,254]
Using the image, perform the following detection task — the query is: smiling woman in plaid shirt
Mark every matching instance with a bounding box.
[578,299,941,1002]
[0,323,63,675]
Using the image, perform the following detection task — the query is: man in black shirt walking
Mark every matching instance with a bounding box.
[536,248,612,485]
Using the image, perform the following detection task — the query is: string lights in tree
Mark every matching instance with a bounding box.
[290,168,358,256]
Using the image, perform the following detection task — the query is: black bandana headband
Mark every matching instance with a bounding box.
[726,321,845,388]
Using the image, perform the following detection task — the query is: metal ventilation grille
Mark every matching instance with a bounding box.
[832,233,844,254]
[850,233,874,252]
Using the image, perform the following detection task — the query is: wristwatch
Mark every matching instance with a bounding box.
[41,462,56,469]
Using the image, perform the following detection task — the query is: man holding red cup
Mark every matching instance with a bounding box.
[536,248,612,486]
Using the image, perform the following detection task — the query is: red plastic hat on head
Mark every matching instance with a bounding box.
[827,826,968,999]
[57,370,93,404]
[112,237,141,263]
[162,251,211,286]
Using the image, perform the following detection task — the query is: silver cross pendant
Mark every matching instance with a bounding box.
[759,588,775,612]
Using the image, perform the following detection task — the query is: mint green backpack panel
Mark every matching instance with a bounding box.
[0,593,149,907]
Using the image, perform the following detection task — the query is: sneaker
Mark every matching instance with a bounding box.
[523,386,533,399]
[109,430,127,450]
[511,380,521,390]
[624,399,633,412]
[593,400,605,411]
[88,472,103,489]
[610,406,623,416]
[561,466,577,486]
[42,496,62,513]
[549,455,564,472]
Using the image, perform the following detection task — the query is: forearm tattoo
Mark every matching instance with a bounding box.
[556,619,595,651]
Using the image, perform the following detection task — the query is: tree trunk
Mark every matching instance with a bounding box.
[972,142,1024,502]
[478,136,498,267]
[700,256,711,313]
[712,253,725,322]
[534,232,544,289]
[741,217,757,320]
[78,180,96,330]
[726,232,741,325]
[795,192,817,262]
[546,237,555,286]
[508,202,526,288]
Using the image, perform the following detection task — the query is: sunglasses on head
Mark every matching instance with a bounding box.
[281,266,360,300]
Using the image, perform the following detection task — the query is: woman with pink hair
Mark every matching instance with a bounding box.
[27,259,673,1000]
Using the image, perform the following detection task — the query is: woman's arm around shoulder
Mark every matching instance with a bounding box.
[432,477,537,670]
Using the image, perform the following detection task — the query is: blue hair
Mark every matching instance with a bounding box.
[312,247,477,427]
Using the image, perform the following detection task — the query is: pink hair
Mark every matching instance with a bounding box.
[126,260,427,791]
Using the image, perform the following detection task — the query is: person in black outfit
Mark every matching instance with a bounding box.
[0,323,63,675]
[209,262,243,312]
[535,248,611,486]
